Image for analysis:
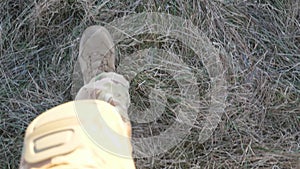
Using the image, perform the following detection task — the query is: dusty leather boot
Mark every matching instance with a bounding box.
[78,25,116,84]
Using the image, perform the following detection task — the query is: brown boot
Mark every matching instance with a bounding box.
[79,26,115,84]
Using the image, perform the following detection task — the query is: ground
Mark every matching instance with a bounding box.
[0,0,299,168]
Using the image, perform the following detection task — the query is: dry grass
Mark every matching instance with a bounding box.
[1,0,299,168]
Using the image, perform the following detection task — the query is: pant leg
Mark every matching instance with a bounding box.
[75,72,131,123]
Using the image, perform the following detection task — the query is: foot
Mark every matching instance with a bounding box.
[78,26,115,84]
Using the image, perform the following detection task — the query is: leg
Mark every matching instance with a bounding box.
[19,26,135,169]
